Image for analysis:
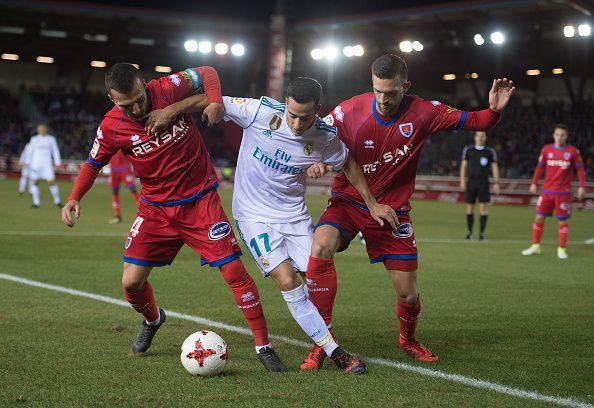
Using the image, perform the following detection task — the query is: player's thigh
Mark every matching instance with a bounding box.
[123,204,183,266]
[536,194,554,217]
[281,219,314,273]
[314,198,359,257]
[362,213,418,272]
[268,260,302,291]
[555,195,572,220]
[236,220,288,277]
[176,190,241,267]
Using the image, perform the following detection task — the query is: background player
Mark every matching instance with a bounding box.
[61,63,284,371]
[27,123,62,208]
[220,78,397,374]
[107,150,139,224]
[460,131,500,240]
[18,142,31,195]
[522,124,585,259]
[304,54,514,366]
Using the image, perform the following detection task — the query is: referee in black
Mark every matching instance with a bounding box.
[460,131,500,240]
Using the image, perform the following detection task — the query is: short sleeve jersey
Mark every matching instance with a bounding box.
[462,145,497,180]
[223,96,348,223]
[329,92,468,210]
[88,68,218,205]
[536,144,584,193]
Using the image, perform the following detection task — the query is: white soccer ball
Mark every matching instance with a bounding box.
[180,330,228,376]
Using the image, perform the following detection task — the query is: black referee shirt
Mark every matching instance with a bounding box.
[462,145,497,180]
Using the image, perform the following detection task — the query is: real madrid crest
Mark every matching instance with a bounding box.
[260,257,270,268]
[304,142,313,155]
[269,115,282,131]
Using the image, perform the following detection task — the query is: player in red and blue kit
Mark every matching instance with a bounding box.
[61,63,284,371]
[107,150,139,224]
[301,54,515,369]
[522,124,585,259]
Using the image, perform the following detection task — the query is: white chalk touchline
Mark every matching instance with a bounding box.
[0,273,591,408]
[0,230,590,246]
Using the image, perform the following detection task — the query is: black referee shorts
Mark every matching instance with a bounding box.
[465,179,490,203]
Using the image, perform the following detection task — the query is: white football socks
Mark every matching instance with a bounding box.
[281,284,338,357]
[30,184,40,206]
[18,176,28,194]
[49,184,60,205]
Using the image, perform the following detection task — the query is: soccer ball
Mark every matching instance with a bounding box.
[180,330,228,376]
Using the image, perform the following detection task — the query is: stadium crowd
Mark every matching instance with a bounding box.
[1,86,592,179]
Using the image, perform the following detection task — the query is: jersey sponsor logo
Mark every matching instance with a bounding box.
[131,117,190,156]
[480,157,489,166]
[261,129,272,138]
[392,222,413,239]
[399,122,414,138]
[230,97,248,105]
[131,134,141,145]
[208,221,231,241]
[269,115,282,130]
[333,106,344,122]
[252,146,303,175]
[169,74,181,87]
[90,138,100,158]
[322,114,334,126]
[364,139,375,149]
[304,142,313,155]
[546,159,571,169]
[362,142,414,173]
[430,100,442,106]
[560,202,570,211]
[563,152,571,160]
[96,127,104,139]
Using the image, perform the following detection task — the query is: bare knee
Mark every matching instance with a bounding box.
[122,263,150,293]
[398,292,419,305]
[311,227,340,259]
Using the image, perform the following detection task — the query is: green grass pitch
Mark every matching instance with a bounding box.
[0,179,592,407]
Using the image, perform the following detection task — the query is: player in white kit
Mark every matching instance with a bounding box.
[26,124,62,208]
[222,77,398,374]
[18,142,32,195]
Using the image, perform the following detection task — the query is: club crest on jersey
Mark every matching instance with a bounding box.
[269,115,282,131]
[209,221,231,241]
[322,114,334,126]
[563,152,571,160]
[399,123,414,138]
[260,257,270,268]
[392,222,413,239]
[304,142,313,155]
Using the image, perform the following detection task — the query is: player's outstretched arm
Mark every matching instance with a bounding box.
[145,94,212,135]
[341,154,399,228]
[61,162,101,227]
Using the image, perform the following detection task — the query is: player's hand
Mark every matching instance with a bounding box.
[577,187,585,201]
[529,183,537,194]
[307,163,334,178]
[489,78,515,113]
[368,202,399,229]
[61,200,80,228]
[493,182,500,195]
[202,102,224,127]
[145,107,175,136]
[460,180,466,191]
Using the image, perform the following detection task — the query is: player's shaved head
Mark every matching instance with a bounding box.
[105,63,143,93]
[287,77,322,105]
[372,54,408,81]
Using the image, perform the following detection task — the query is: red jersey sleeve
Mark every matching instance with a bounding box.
[88,121,118,168]
[425,100,501,133]
[158,66,222,105]
[574,148,586,188]
[328,99,356,150]
[531,148,546,184]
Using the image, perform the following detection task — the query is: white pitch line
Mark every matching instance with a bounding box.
[0,273,591,408]
[0,230,590,246]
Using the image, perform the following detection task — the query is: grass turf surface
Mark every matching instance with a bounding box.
[0,179,592,407]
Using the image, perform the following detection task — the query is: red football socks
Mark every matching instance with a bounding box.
[397,296,421,343]
[558,223,569,248]
[220,260,269,346]
[305,256,337,326]
[112,194,121,217]
[532,221,544,244]
[123,280,160,323]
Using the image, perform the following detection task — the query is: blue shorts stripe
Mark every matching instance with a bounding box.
[141,182,218,207]
[315,221,351,244]
[123,257,171,267]
[202,251,243,267]
[370,253,418,264]
[556,215,571,220]
[536,212,552,217]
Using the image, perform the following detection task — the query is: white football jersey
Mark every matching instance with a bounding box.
[223,96,348,223]
[27,134,61,168]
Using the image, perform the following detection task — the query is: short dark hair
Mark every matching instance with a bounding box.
[105,63,142,93]
[286,77,322,105]
[372,54,408,81]
[554,123,569,132]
